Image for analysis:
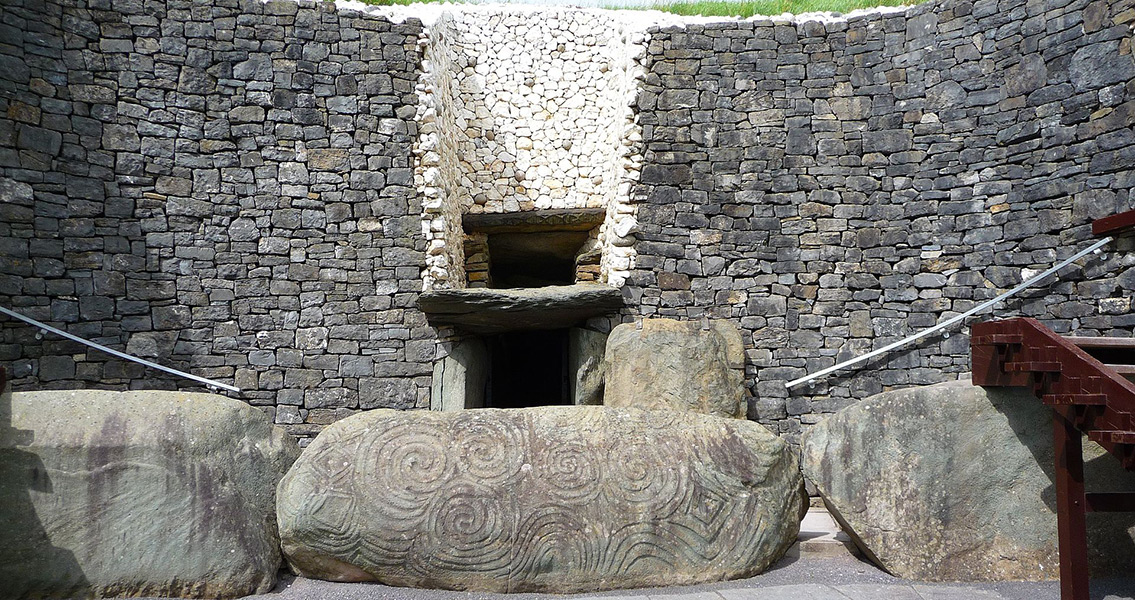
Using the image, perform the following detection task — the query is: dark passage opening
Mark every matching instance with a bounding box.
[487,231,589,288]
[485,329,570,408]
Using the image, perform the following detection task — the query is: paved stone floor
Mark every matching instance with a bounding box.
[240,552,1135,600]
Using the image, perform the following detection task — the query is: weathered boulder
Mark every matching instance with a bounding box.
[603,318,745,418]
[802,380,1135,581]
[0,390,300,599]
[278,406,804,592]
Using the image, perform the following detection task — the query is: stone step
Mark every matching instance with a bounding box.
[796,505,860,558]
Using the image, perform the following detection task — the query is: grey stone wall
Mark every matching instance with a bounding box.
[0,0,428,442]
[627,0,1135,444]
[2,0,1133,446]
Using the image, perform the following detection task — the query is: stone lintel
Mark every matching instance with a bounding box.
[418,284,624,334]
[462,208,608,234]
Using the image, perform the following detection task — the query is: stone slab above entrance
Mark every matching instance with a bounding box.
[418,284,623,335]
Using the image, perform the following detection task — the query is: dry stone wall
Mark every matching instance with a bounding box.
[625,0,1135,444]
[0,0,430,443]
[1,0,1133,446]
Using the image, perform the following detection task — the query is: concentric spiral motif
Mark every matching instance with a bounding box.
[417,481,513,575]
[536,437,601,503]
[603,435,689,517]
[513,503,603,585]
[361,420,453,520]
[451,413,526,485]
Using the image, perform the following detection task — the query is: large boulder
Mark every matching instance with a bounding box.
[802,380,1135,581]
[278,406,804,592]
[0,390,300,599]
[603,318,745,418]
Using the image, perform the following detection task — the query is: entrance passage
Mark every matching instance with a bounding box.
[486,329,570,408]
[487,231,590,288]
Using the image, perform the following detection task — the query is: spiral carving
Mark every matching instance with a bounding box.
[603,436,688,517]
[451,415,525,485]
[418,482,513,574]
[536,438,601,503]
[278,406,802,593]
[360,420,453,524]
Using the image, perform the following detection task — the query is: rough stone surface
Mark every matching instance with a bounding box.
[625,0,1135,448]
[2,0,1135,448]
[278,406,805,593]
[604,318,745,419]
[0,389,300,599]
[0,0,429,444]
[418,284,624,334]
[414,7,646,289]
[568,326,607,405]
[802,381,1135,581]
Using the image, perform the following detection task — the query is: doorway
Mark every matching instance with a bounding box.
[485,329,570,408]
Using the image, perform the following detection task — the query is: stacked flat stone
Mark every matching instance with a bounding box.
[626,0,1135,446]
[0,0,431,445]
[1,0,1134,448]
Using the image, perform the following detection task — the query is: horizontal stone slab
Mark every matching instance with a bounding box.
[418,284,624,334]
[278,406,805,593]
[462,208,607,234]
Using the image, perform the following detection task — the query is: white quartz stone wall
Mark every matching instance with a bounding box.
[414,6,646,290]
[415,13,467,291]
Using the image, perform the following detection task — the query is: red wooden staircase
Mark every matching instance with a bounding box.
[972,317,1135,600]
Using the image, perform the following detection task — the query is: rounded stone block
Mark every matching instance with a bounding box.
[802,380,1135,582]
[0,390,300,599]
[603,318,746,419]
[278,406,804,592]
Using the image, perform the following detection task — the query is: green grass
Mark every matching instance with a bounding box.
[362,0,429,5]
[640,0,917,17]
[360,0,920,15]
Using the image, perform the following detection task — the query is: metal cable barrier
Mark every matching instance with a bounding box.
[0,304,240,393]
[785,235,1114,389]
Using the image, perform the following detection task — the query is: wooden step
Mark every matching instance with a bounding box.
[1104,364,1135,376]
[1004,361,1062,372]
[1064,336,1135,349]
[1088,430,1135,444]
[1042,394,1107,406]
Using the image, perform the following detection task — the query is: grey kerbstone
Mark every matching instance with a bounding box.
[803,381,1135,581]
[0,390,299,599]
[604,318,745,419]
[278,406,804,592]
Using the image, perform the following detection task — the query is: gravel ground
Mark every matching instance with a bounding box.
[235,551,1135,600]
